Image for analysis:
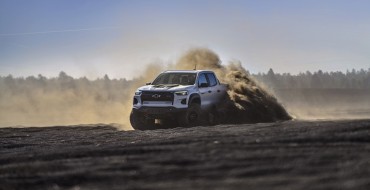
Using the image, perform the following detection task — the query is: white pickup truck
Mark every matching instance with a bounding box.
[130,70,227,130]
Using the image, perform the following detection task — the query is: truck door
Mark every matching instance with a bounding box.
[206,73,224,102]
[197,73,212,109]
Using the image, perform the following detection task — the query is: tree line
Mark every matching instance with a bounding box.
[1,68,370,90]
[0,72,136,100]
[252,68,370,89]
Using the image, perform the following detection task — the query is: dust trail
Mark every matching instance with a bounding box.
[175,48,292,123]
[0,73,133,129]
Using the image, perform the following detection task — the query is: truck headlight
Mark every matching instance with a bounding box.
[135,91,142,95]
[175,91,188,96]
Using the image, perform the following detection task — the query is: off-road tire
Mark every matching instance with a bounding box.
[130,110,155,130]
[178,103,201,127]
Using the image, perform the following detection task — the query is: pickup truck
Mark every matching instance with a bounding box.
[130,70,227,130]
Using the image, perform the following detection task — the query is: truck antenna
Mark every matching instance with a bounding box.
[194,64,197,70]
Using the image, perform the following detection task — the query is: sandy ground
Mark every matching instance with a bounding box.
[1,120,370,190]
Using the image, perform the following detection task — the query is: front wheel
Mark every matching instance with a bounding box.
[130,110,155,130]
[178,104,201,127]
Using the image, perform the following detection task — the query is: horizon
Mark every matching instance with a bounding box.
[1,67,369,80]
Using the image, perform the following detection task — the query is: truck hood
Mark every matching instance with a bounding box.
[137,84,195,92]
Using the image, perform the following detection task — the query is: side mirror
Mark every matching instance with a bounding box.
[199,83,208,88]
[146,82,152,85]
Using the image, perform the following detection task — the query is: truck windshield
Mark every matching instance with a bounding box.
[152,73,197,85]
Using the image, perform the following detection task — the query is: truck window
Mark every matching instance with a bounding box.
[152,73,196,85]
[198,73,209,87]
[206,73,218,87]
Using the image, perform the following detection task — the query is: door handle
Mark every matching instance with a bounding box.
[208,90,212,93]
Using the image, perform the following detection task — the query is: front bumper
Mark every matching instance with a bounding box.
[133,106,187,119]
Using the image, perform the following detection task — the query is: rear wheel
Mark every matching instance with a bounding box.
[130,110,155,130]
[178,103,201,127]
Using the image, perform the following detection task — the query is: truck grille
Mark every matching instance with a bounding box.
[141,91,174,103]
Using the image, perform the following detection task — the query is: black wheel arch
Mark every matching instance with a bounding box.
[188,93,201,105]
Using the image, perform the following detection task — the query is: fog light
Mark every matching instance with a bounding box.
[181,98,187,105]
[133,98,138,104]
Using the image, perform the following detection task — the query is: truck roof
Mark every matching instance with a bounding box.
[162,70,213,74]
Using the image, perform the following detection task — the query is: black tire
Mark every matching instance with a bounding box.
[178,103,201,127]
[130,110,155,130]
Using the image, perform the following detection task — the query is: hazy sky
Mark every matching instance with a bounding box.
[0,0,369,79]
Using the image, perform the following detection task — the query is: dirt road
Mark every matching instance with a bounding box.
[1,120,370,190]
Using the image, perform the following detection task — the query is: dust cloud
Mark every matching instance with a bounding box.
[0,48,291,129]
[0,73,133,128]
[175,48,292,123]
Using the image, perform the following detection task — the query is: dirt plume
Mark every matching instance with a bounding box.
[175,48,292,123]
